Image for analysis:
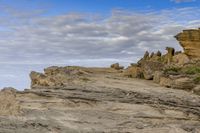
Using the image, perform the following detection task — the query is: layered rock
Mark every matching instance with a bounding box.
[110,63,124,70]
[175,28,200,59]
[30,66,91,88]
[124,28,200,94]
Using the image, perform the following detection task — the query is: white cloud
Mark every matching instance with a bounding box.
[0,7,199,65]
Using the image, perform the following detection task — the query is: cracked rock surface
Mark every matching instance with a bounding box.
[0,67,200,133]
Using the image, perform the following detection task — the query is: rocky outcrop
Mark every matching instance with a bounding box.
[124,28,200,95]
[123,66,143,78]
[30,66,91,88]
[0,66,200,132]
[175,28,200,59]
[110,63,124,70]
[0,88,20,115]
[0,28,200,132]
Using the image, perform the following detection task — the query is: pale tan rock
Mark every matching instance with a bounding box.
[0,88,20,115]
[172,53,190,66]
[175,29,200,59]
[110,63,124,70]
[172,77,195,90]
[159,77,173,88]
[153,71,164,83]
[141,61,164,80]
[193,85,200,95]
[166,47,175,65]
[123,66,143,78]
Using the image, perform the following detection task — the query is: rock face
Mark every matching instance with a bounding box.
[141,61,164,80]
[0,88,20,115]
[175,28,200,59]
[110,63,124,70]
[172,77,195,90]
[30,66,90,88]
[0,66,200,132]
[123,66,143,78]
[123,28,200,95]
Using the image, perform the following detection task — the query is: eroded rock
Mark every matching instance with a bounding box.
[141,61,164,80]
[110,63,124,70]
[175,28,200,59]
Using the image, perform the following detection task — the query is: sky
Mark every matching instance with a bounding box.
[0,0,200,89]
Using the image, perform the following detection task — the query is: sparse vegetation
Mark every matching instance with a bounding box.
[163,67,181,74]
[182,66,200,75]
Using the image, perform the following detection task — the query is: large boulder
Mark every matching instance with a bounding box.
[153,71,164,83]
[172,77,195,90]
[175,29,200,59]
[172,53,190,66]
[141,61,164,80]
[110,63,124,70]
[0,88,20,115]
[123,66,143,78]
[159,77,173,88]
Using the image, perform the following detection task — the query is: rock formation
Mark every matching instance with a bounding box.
[0,66,200,132]
[175,28,200,59]
[0,28,200,132]
[110,63,124,70]
[124,28,200,95]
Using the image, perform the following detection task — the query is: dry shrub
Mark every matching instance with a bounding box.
[0,88,20,115]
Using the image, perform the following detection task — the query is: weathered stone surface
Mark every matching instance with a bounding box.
[165,47,175,65]
[193,85,200,95]
[153,71,164,83]
[110,63,124,70]
[159,77,173,88]
[141,61,164,80]
[172,77,195,90]
[172,53,190,66]
[0,66,200,132]
[30,66,91,88]
[175,29,200,59]
[123,66,143,78]
[0,88,20,115]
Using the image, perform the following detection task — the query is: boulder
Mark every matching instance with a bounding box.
[193,85,200,95]
[141,61,164,80]
[175,29,200,59]
[159,77,173,88]
[110,63,124,70]
[123,66,143,78]
[172,77,195,90]
[153,71,164,83]
[172,53,190,66]
[0,88,20,115]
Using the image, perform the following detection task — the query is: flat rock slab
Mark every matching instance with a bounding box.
[0,68,200,133]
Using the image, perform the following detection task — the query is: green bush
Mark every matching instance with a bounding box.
[164,67,181,74]
[182,66,200,75]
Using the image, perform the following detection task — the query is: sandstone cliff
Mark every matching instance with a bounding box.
[175,28,200,59]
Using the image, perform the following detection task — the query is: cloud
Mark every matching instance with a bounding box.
[171,0,196,3]
[0,6,200,66]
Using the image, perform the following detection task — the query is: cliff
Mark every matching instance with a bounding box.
[175,28,200,59]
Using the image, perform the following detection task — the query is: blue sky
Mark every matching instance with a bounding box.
[1,0,200,15]
[0,0,200,89]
